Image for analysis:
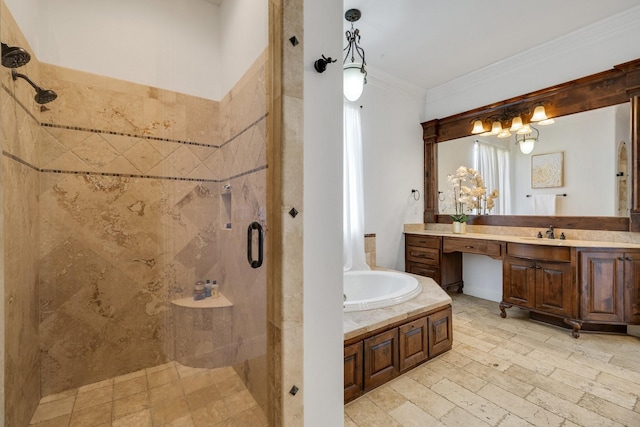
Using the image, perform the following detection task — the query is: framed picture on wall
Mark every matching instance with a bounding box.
[531,152,564,188]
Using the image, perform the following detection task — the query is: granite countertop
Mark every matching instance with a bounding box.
[404,229,640,249]
[343,274,451,341]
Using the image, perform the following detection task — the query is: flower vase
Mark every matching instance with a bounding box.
[452,221,466,234]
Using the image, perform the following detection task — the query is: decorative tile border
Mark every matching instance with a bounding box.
[2,82,268,183]
[3,150,267,184]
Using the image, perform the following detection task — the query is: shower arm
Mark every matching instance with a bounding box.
[12,69,44,91]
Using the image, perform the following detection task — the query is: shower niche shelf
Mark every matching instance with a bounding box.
[171,294,233,308]
[221,185,232,230]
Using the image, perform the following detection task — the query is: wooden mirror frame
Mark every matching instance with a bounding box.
[422,58,640,232]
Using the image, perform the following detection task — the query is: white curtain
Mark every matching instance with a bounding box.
[343,103,370,271]
[475,141,511,215]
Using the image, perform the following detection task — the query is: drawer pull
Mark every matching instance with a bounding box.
[465,245,474,249]
[626,257,633,261]
[619,257,625,261]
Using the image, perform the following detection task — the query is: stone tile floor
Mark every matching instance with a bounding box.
[29,362,267,427]
[346,293,640,427]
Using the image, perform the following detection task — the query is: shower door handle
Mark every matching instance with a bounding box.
[247,222,264,268]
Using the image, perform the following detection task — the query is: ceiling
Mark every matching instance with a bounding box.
[343,0,640,91]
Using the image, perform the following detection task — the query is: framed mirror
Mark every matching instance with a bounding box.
[437,103,630,218]
[421,58,640,232]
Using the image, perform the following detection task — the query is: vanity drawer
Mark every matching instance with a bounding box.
[405,234,441,249]
[507,242,571,262]
[443,237,502,258]
[406,246,440,265]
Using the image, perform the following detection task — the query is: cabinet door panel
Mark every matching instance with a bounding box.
[399,316,428,371]
[503,256,535,308]
[344,342,363,402]
[428,307,453,357]
[363,328,398,390]
[580,251,624,322]
[406,263,440,283]
[624,252,640,323]
[535,260,575,318]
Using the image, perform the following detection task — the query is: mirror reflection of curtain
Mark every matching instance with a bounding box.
[474,141,511,215]
[343,102,370,271]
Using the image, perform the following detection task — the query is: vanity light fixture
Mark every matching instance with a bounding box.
[530,105,555,125]
[471,119,486,134]
[515,125,539,154]
[343,9,367,102]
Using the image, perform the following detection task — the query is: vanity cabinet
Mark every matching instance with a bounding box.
[501,243,576,324]
[579,250,640,324]
[344,305,452,402]
[405,234,462,291]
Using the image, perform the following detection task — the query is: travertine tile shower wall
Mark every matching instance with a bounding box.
[37,54,267,399]
[1,2,43,425]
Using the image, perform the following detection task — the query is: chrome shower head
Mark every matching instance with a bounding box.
[1,42,31,68]
[11,70,58,104]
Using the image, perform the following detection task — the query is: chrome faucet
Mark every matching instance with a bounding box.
[546,225,555,239]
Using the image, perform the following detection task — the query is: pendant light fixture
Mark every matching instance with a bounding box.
[515,126,539,154]
[343,9,367,102]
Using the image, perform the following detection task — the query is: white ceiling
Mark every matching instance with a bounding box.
[344,0,640,91]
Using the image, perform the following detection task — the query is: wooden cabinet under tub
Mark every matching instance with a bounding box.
[343,305,452,403]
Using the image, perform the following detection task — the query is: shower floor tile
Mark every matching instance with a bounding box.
[29,362,267,427]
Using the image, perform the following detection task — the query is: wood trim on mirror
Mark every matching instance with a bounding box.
[422,58,640,232]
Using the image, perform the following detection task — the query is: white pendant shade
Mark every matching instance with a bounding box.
[517,124,532,134]
[344,63,366,102]
[518,138,535,154]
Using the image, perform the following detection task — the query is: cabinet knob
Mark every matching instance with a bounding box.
[619,257,625,261]
[625,257,633,261]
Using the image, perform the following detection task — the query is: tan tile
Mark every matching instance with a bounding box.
[365,384,408,413]
[439,406,492,427]
[421,359,488,392]
[191,400,232,427]
[505,365,585,404]
[151,395,191,426]
[550,368,636,409]
[29,414,71,427]
[150,380,184,405]
[146,361,176,374]
[579,392,640,427]
[181,371,218,395]
[526,388,622,426]
[175,363,210,379]
[233,407,267,427]
[77,378,114,393]
[148,366,180,389]
[452,344,512,372]
[29,396,75,424]
[388,376,455,419]
[431,378,508,425]
[114,375,148,399]
[186,384,223,412]
[69,402,112,427]
[463,361,534,399]
[39,389,78,405]
[165,414,195,427]
[497,413,535,426]
[113,391,150,419]
[568,352,640,385]
[344,397,403,427]
[455,330,498,352]
[478,383,564,426]
[224,389,258,416]
[388,401,443,427]
[344,414,359,427]
[112,409,152,427]
[114,369,147,384]
[489,347,556,376]
[215,374,247,398]
[74,384,113,411]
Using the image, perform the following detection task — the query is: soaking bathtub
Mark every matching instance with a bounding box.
[343,270,422,312]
